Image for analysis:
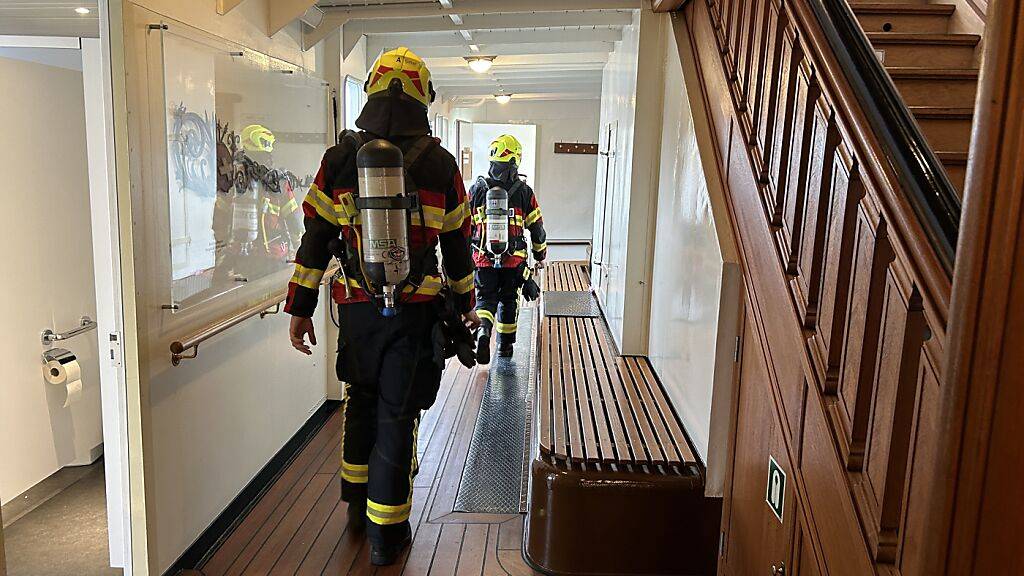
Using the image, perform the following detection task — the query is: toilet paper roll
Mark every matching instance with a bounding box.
[44,354,81,385]
[63,379,83,408]
[44,352,83,407]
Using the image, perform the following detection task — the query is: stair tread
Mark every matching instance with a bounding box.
[936,151,969,163]
[886,67,980,78]
[852,3,957,15]
[866,32,981,45]
[909,106,974,118]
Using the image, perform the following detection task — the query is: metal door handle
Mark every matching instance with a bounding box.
[771,562,786,575]
[42,316,97,345]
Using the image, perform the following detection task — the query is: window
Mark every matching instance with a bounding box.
[344,75,365,130]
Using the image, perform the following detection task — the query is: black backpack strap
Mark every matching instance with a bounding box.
[402,135,437,173]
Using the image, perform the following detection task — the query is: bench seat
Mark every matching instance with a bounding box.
[525,267,718,575]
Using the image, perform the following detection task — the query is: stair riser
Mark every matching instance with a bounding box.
[890,78,978,107]
[856,14,951,34]
[942,162,966,195]
[914,117,974,152]
[874,43,976,68]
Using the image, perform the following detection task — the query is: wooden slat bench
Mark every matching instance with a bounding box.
[543,261,591,292]
[525,273,718,575]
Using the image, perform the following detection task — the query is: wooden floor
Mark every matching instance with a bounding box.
[195,359,540,576]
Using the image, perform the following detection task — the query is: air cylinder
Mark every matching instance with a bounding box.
[485,186,510,258]
[356,139,410,315]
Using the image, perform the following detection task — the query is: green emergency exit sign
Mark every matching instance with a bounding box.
[766,455,786,523]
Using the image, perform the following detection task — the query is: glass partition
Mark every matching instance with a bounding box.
[158,29,330,311]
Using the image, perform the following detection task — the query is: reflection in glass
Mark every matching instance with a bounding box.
[161,31,329,310]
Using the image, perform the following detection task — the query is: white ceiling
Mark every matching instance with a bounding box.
[316,0,638,103]
[0,0,99,38]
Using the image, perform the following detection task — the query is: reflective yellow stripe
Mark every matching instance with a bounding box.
[512,249,528,258]
[524,207,542,227]
[366,499,412,525]
[496,321,518,334]
[532,241,547,252]
[282,197,299,214]
[450,272,474,294]
[512,215,524,226]
[341,460,368,484]
[477,309,496,325]
[303,184,339,225]
[290,264,325,290]
[442,200,470,233]
[415,205,446,230]
[333,274,444,297]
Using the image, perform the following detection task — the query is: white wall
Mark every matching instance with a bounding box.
[591,8,666,354]
[647,17,741,478]
[451,99,601,243]
[0,51,104,505]
[118,2,329,571]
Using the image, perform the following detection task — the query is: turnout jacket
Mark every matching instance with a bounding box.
[469,177,547,269]
[285,133,476,317]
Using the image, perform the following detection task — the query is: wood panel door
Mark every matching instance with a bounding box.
[723,304,796,575]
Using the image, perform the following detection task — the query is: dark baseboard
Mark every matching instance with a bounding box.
[166,399,341,576]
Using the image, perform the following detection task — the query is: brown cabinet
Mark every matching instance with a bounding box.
[722,309,797,576]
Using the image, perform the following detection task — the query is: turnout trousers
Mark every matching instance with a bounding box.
[474,266,522,346]
[336,301,442,546]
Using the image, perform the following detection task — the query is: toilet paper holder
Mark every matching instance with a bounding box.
[41,316,97,346]
[42,347,75,364]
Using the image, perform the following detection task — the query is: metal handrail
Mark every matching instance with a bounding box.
[170,293,286,366]
[806,0,962,274]
[42,316,98,345]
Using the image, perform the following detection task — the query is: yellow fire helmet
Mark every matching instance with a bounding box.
[489,134,522,165]
[365,47,435,108]
[241,124,275,153]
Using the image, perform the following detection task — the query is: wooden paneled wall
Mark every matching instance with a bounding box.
[676,0,954,573]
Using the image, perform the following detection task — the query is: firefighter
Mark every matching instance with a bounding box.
[285,47,479,566]
[469,134,547,364]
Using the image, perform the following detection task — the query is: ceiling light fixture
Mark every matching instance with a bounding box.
[495,94,512,104]
[466,56,494,74]
[74,6,91,14]
[468,44,480,52]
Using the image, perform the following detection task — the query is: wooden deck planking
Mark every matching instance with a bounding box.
[196,358,539,576]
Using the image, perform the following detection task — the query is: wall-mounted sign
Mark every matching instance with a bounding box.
[766,455,786,523]
[554,142,599,155]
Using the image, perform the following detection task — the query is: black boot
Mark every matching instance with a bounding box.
[476,328,492,365]
[346,499,366,532]
[370,526,412,566]
[497,342,514,358]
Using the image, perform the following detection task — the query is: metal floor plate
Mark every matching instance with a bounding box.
[453,306,535,514]
[542,290,601,317]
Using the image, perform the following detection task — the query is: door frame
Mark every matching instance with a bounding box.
[0,33,136,574]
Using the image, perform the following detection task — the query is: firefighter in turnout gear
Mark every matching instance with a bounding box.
[286,47,480,566]
[469,134,547,364]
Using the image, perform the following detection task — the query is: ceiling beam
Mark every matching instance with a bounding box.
[217,0,248,16]
[433,70,603,83]
[268,0,318,36]
[319,0,638,18]
[447,92,600,103]
[438,82,602,95]
[346,10,633,36]
[306,0,639,48]
[367,28,622,48]
[424,52,609,68]
[369,41,616,60]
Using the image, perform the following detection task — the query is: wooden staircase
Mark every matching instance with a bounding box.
[851,1,981,195]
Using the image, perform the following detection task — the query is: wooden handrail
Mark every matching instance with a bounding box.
[170,292,287,366]
[169,264,338,365]
[804,0,961,274]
